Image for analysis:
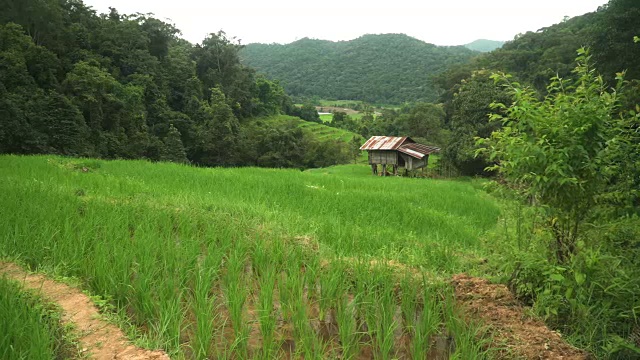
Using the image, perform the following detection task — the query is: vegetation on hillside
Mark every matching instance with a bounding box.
[237,115,361,168]
[435,0,640,177]
[0,0,351,169]
[474,43,640,360]
[464,39,505,52]
[240,34,478,104]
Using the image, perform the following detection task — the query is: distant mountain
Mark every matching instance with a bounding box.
[464,39,505,52]
[240,34,478,104]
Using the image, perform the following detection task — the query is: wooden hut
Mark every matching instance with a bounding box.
[359,136,440,175]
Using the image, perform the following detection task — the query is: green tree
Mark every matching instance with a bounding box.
[253,76,286,116]
[290,103,320,123]
[482,49,631,262]
[592,0,640,81]
[0,86,32,153]
[397,102,446,145]
[349,136,363,164]
[163,124,188,163]
[442,71,510,176]
[36,91,89,155]
[193,87,240,166]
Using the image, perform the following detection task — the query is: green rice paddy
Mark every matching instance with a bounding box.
[0,155,503,358]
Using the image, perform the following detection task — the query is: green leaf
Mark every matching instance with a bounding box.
[574,272,586,286]
[550,273,565,282]
[565,287,574,299]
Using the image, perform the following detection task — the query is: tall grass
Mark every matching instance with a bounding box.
[0,155,502,357]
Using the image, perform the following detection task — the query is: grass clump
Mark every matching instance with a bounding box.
[0,276,76,360]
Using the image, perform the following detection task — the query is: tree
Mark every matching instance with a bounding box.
[252,76,286,116]
[349,136,363,164]
[36,91,89,155]
[442,71,510,176]
[0,86,32,154]
[163,124,188,163]
[192,87,239,166]
[397,102,446,145]
[481,49,631,262]
[290,103,320,123]
[592,0,640,82]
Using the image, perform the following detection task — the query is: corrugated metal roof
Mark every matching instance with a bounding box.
[397,143,441,159]
[359,136,410,150]
[360,136,440,158]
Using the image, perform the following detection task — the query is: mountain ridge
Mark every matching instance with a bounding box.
[240,33,478,104]
[464,39,505,52]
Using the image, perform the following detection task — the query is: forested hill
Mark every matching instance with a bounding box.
[1,0,357,169]
[464,39,505,52]
[240,34,478,104]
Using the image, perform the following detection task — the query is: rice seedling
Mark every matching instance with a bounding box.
[318,261,344,322]
[257,262,278,359]
[223,245,250,358]
[372,272,399,360]
[444,291,489,360]
[399,274,419,333]
[410,281,443,359]
[336,290,360,359]
[191,244,225,359]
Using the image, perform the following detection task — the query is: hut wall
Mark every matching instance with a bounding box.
[368,150,398,165]
[400,154,428,170]
[407,157,427,170]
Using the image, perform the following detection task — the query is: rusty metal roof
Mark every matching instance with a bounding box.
[359,136,411,150]
[360,136,440,159]
[397,143,441,159]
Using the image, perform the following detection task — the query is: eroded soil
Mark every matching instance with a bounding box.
[0,262,169,360]
[452,273,589,360]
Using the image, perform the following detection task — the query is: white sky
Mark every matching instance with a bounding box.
[82,0,608,46]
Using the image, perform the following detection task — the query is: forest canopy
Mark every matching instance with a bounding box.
[0,0,354,168]
[240,34,478,104]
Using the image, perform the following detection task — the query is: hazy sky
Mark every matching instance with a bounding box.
[82,0,608,46]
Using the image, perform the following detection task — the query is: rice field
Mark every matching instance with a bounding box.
[267,115,359,143]
[319,114,333,123]
[0,155,502,359]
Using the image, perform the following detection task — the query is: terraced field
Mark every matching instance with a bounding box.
[266,115,361,143]
[0,156,504,359]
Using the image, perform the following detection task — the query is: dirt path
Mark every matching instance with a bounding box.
[0,262,169,360]
[452,274,589,360]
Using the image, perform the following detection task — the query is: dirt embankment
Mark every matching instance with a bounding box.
[0,262,169,360]
[452,274,589,360]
